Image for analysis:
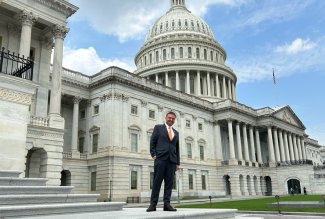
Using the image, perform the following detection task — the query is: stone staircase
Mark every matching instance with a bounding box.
[0,171,124,218]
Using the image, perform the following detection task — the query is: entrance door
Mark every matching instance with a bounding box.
[223,175,231,196]
[287,179,301,194]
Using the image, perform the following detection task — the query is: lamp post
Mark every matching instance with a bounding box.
[109,177,112,202]
[275,195,281,214]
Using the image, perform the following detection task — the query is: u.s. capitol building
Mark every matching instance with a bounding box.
[0,0,324,202]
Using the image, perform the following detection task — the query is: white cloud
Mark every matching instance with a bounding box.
[275,38,317,54]
[228,36,325,83]
[63,47,135,75]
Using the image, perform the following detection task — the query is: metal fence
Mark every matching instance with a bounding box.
[0,47,34,81]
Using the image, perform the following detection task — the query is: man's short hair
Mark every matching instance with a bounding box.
[166,111,176,118]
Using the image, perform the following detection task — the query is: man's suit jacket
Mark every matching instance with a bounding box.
[150,124,180,165]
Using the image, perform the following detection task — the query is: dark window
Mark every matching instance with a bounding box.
[91,172,96,191]
[189,174,193,190]
[93,105,99,115]
[200,145,204,160]
[131,105,138,115]
[149,110,155,119]
[131,171,137,190]
[202,175,206,190]
[80,109,86,119]
[92,134,98,153]
[79,137,84,153]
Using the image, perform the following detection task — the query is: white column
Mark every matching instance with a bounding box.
[249,126,256,162]
[197,71,201,95]
[267,126,276,164]
[236,122,243,161]
[216,74,220,98]
[227,120,236,162]
[293,134,299,162]
[232,82,237,101]
[288,133,295,161]
[71,97,81,152]
[273,128,280,163]
[155,74,159,83]
[49,25,69,116]
[186,70,190,94]
[255,128,262,163]
[242,124,249,162]
[176,71,180,90]
[297,135,302,161]
[17,10,38,58]
[207,72,211,96]
[222,76,227,98]
[165,72,169,86]
[278,130,285,162]
[215,121,223,163]
[301,138,306,160]
[283,131,290,162]
[228,79,232,100]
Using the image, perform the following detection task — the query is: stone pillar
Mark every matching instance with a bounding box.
[227,120,236,164]
[273,128,280,163]
[207,72,211,96]
[155,74,159,83]
[216,74,220,98]
[288,133,295,162]
[283,131,290,162]
[249,126,256,163]
[297,136,302,161]
[232,83,237,101]
[236,122,243,161]
[197,71,201,95]
[222,76,227,98]
[71,97,81,152]
[17,10,38,58]
[228,79,232,100]
[255,129,262,163]
[176,71,180,90]
[215,121,223,165]
[165,72,169,86]
[49,25,68,128]
[267,126,276,165]
[242,124,249,162]
[186,70,190,94]
[293,134,299,162]
[278,130,285,162]
[301,138,306,160]
[84,100,91,153]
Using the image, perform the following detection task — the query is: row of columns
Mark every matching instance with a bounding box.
[16,10,68,118]
[151,71,236,100]
[267,127,306,164]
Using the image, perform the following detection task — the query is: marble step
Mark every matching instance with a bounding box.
[0,194,100,205]
[0,186,74,195]
[0,171,21,178]
[0,202,125,218]
[0,177,47,186]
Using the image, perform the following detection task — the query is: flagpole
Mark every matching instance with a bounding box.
[272,68,279,108]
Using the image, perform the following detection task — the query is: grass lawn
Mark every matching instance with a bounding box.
[177,195,325,213]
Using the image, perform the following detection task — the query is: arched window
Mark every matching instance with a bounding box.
[155,51,159,62]
[210,51,213,61]
[163,49,167,61]
[196,48,200,59]
[188,47,192,58]
[144,56,147,66]
[204,49,207,60]
[179,47,183,58]
[171,48,175,59]
[149,53,152,64]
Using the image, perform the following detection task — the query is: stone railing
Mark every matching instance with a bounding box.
[30,116,49,127]
[214,99,256,115]
[50,65,91,84]
[63,152,72,159]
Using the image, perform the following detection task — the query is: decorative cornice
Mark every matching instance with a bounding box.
[0,88,32,105]
[34,0,78,18]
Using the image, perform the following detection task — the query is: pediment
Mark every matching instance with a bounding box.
[272,106,305,129]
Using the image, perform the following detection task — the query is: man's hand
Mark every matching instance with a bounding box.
[176,165,180,171]
[152,156,156,160]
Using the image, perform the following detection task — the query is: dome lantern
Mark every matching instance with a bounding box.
[171,0,186,8]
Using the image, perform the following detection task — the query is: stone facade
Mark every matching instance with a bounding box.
[0,0,324,203]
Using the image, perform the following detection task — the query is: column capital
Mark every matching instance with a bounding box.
[52,24,69,39]
[73,96,82,104]
[16,10,38,27]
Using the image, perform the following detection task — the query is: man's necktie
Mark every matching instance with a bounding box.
[168,127,173,141]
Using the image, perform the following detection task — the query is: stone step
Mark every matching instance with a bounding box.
[0,186,74,195]
[0,194,100,205]
[0,171,21,178]
[0,202,125,218]
[0,177,47,186]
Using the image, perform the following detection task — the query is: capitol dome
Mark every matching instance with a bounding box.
[135,0,237,102]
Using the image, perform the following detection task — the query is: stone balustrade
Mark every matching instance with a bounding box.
[30,116,49,127]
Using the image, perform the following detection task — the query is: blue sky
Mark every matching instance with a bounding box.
[65,0,325,145]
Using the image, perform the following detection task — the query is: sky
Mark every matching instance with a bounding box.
[65,0,325,145]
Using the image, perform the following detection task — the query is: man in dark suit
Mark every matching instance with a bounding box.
[146,111,180,212]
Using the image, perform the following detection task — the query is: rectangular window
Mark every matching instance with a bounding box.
[90,172,96,191]
[188,47,192,58]
[80,109,86,119]
[198,123,203,131]
[150,53,152,64]
[149,110,155,119]
[150,172,154,189]
[186,120,191,128]
[92,134,98,153]
[163,49,167,60]
[196,48,200,59]
[171,48,175,59]
[156,51,159,62]
[131,133,138,152]
[79,137,85,153]
[200,145,204,160]
[93,105,99,115]
[131,170,137,190]
[131,105,138,115]
[201,175,206,190]
[179,47,183,58]
[189,174,193,190]
[187,143,192,159]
